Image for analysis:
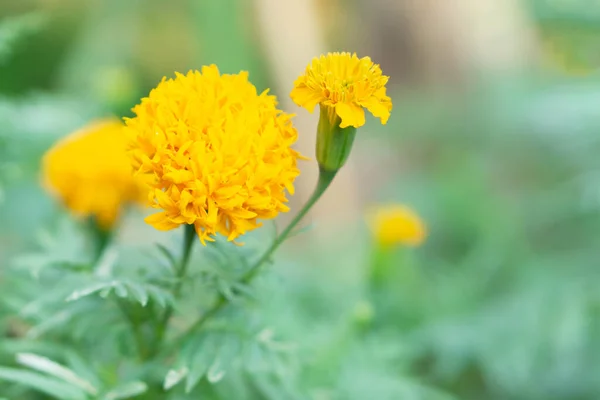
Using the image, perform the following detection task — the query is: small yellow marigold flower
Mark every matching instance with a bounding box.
[368,204,427,248]
[42,119,147,229]
[290,52,392,128]
[125,65,303,244]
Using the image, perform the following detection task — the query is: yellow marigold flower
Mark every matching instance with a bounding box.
[368,204,426,248]
[42,119,147,229]
[125,65,302,244]
[290,52,392,128]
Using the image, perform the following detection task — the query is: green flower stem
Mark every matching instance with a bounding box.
[244,167,337,283]
[174,167,338,345]
[153,223,197,349]
[88,218,112,262]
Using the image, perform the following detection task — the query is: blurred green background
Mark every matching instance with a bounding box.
[2,0,600,399]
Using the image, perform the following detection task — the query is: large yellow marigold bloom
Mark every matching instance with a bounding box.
[290,52,392,128]
[42,119,147,229]
[125,65,302,244]
[368,204,427,248]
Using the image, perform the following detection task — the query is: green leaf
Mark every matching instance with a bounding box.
[65,279,173,308]
[0,366,88,400]
[16,352,98,395]
[112,282,128,298]
[155,243,178,270]
[250,375,290,400]
[103,381,148,400]
[185,334,218,393]
[122,282,149,307]
[65,281,116,302]
[144,284,174,309]
[0,13,47,64]
[62,350,102,390]
[163,367,188,391]
[208,333,241,383]
[217,278,236,301]
[207,358,226,384]
[26,310,73,339]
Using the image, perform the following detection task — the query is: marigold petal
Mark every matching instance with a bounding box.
[125,67,304,244]
[335,102,365,128]
[291,52,392,127]
[145,212,180,231]
[361,96,392,125]
[290,84,322,112]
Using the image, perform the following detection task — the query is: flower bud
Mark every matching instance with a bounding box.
[316,104,357,172]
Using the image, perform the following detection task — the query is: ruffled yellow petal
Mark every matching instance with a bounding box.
[335,102,365,128]
[291,52,392,127]
[126,67,303,244]
[360,95,392,125]
[290,84,323,112]
[145,212,181,231]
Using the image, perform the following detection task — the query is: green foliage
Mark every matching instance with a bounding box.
[1,1,600,399]
[0,13,46,65]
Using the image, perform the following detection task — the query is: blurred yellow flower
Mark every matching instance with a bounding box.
[125,65,302,244]
[290,52,392,128]
[42,119,147,229]
[368,204,426,247]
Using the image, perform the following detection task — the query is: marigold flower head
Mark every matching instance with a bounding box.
[125,65,302,244]
[42,119,147,229]
[290,52,392,128]
[367,204,426,248]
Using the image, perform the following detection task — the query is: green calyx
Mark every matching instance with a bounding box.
[316,104,357,172]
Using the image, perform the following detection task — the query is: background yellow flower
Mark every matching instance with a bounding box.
[290,52,392,128]
[42,119,147,229]
[125,65,303,244]
[367,204,426,248]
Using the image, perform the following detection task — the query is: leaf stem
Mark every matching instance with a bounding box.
[175,167,337,344]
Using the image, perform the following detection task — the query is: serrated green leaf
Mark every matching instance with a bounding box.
[113,282,128,298]
[65,279,171,308]
[207,358,226,384]
[185,334,218,393]
[65,281,115,302]
[123,282,149,307]
[163,367,188,390]
[16,353,98,395]
[0,366,88,400]
[144,285,174,309]
[210,333,241,381]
